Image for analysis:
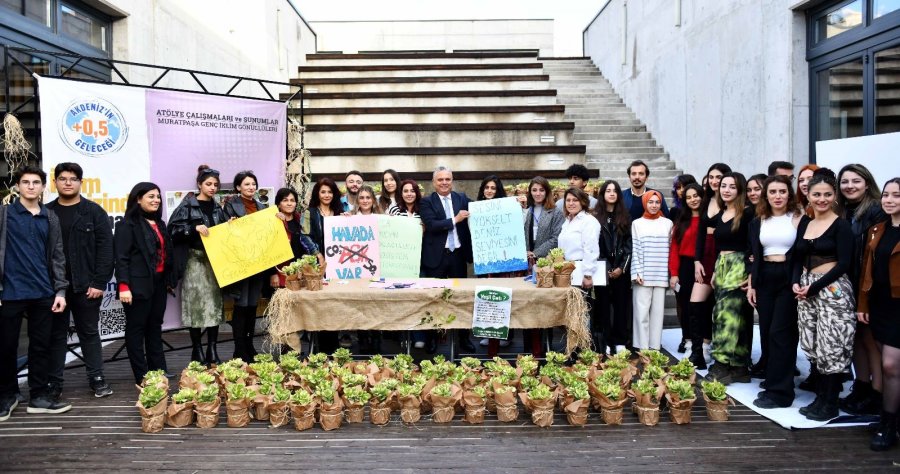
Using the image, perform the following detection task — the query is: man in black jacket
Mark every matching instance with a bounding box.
[46,163,115,398]
[0,165,70,422]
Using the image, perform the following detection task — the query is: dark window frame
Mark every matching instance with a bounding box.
[807,0,900,161]
[0,0,111,59]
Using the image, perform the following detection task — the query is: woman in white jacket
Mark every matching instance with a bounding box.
[631,190,673,350]
[558,187,601,291]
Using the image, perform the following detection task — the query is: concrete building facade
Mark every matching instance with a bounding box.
[583,0,900,178]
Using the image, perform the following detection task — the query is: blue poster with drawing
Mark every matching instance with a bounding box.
[469,197,529,275]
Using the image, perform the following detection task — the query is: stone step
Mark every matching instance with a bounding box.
[303,111,566,125]
[542,71,602,77]
[297,80,551,93]
[305,125,576,148]
[572,119,643,126]
[581,146,666,154]
[565,112,637,120]
[303,95,560,108]
[305,148,586,176]
[591,160,677,171]
[557,98,624,106]
[574,124,646,132]
[574,131,652,140]
[565,106,632,114]
[537,59,594,65]
[298,66,545,79]
[574,135,656,144]
[586,152,670,160]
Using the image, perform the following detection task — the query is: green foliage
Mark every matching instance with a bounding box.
[222,367,245,384]
[369,354,386,368]
[539,363,564,384]
[370,382,392,402]
[315,385,337,404]
[185,361,206,373]
[249,361,278,377]
[273,386,292,403]
[669,358,696,380]
[596,379,622,401]
[536,257,551,268]
[528,383,553,401]
[332,348,352,366]
[221,358,245,369]
[634,378,659,396]
[291,389,313,406]
[640,349,669,367]
[341,373,367,388]
[570,363,590,380]
[701,380,728,401]
[460,357,482,370]
[398,383,423,397]
[343,385,371,405]
[666,378,696,401]
[519,375,540,392]
[605,357,629,371]
[471,385,488,399]
[642,364,665,381]
[139,386,166,408]
[197,385,219,403]
[299,254,320,272]
[195,371,216,386]
[258,384,274,396]
[567,380,590,400]
[279,353,302,372]
[431,383,453,398]
[226,383,250,401]
[548,248,566,261]
[380,378,400,391]
[260,371,285,386]
[494,385,515,395]
[330,365,351,379]
[172,388,197,404]
[389,354,415,372]
[253,353,274,363]
[578,348,600,366]
[433,354,447,364]
[545,351,568,366]
[282,259,304,276]
[516,355,538,375]
[612,348,632,360]
[307,352,329,368]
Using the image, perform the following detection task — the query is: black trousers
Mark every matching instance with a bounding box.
[756,261,799,405]
[124,277,168,384]
[675,256,695,341]
[49,289,105,388]
[230,305,258,361]
[0,297,56,399]
[592,275,632,349]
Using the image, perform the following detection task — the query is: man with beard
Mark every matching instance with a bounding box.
[340,170,363,213]
[622,160,670,220]
[46,162,115,399]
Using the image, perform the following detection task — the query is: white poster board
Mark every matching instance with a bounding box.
[815,132,900,188]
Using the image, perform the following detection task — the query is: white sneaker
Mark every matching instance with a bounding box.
[498,340,510,348]
[479,338,489,347]
[413,341,425,349]
[684,340,693,354]
[615,345,626,355]
[702,342,713,365]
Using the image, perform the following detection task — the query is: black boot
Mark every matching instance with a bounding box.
[245,310,259,361]
[840,380,873,415]
[231,307,247,361]
[871,411,899,451]
[688,302,707,370]
[799,375,824,416]
[189,328,206,364]
[799,362,820,392]
[205,325,222,365]
[805,373,841,421]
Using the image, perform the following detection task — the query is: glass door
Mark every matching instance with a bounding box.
[875,44,900,133]
[816,56,866,141]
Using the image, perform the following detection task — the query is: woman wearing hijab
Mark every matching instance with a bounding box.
[630,190,672,350]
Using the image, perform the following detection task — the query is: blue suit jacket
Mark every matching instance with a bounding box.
[419,191,472,270]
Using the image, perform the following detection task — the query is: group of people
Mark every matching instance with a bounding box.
[2,158,899,452]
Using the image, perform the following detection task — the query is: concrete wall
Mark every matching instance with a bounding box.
[310,20,554,56]
[582,0,810,178]
[105,0,316,96]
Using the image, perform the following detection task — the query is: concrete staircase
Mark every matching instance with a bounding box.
[284,52,680,198]
[542,58,680,194]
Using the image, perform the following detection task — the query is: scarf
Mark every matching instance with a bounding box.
[642,190,663,219]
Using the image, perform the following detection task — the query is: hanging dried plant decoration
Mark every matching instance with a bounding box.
[285,118,311,205]
[2,113,33,175]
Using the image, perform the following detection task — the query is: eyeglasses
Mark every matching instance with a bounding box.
[19,180,43,187]
[56,177,81,184]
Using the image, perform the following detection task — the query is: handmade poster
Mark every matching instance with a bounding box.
[324,215,381,280]
[202,207,293,287]
[377,215,422,278]
[468,196,528,274]
[472,286,512,339]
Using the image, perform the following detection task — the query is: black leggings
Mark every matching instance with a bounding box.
[756,261,798,405]
[675,256,695,341]
[592,275,632,349]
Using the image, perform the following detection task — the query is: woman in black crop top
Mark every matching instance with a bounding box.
[696,172,755,385]
[791,169,857,422]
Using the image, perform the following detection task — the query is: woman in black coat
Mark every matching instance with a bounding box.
[115,182,175,384]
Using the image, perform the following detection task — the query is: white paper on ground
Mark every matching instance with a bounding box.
[571,260,607,286]
[660,327,871,430]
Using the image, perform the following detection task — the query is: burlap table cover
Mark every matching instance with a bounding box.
[265,278,589,354]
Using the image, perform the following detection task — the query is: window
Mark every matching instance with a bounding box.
[817,58,866,140]
[875,45,900,133]
[874,0,900,18]
[0,0,51,26]
[60,3,107,51]
[815,0,864,44]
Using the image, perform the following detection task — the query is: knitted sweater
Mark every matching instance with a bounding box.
[631,217,673,287]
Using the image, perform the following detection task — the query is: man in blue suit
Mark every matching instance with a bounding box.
[418,166,476,353]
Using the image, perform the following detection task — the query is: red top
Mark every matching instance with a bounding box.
[119,221,166,293]
[242,197,258,214]
[669,215,700,276]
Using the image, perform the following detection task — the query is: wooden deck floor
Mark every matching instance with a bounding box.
[1,333,896,472]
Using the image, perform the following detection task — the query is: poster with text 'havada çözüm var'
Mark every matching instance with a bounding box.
[323,215,423,280]
[468,197,528,275]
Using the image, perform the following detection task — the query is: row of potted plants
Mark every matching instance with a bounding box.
[535,248,576,288]
[280,255,324,291]
[134,347,734,433]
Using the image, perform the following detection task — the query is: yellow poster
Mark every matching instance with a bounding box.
[202,206,293,287]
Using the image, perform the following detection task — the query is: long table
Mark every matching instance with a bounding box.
[264,278,590,356]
